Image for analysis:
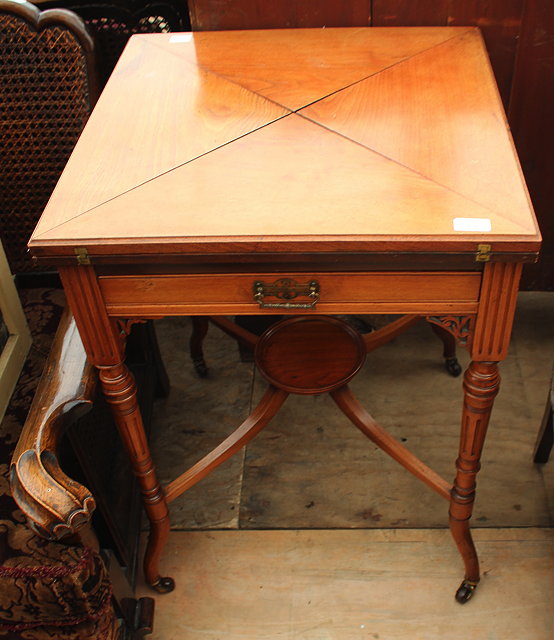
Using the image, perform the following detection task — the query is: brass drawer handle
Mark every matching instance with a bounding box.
[253,278,320,309]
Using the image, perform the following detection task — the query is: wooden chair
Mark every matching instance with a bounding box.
[0,0,98,277]
[8,307,155,638]
[36,0,189,89]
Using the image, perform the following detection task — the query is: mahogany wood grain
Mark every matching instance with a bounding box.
[300,30,532,231]
[59,265,172,590]
[97,271,481,317]
[363,315,421,353]
[508,0,554,290]
[98,361,171,591]
[33,112,537,257]
[187,27,458,110]
[447,0,524,107]
[28,28,540,263]
[10,307,96,540]
[372,0,448,26]
[471,262,522,361]
[255,317,366,394]
[59,265,124,365]
[27,27,541,599]
[188,0,372,31]
[32,34,288,237]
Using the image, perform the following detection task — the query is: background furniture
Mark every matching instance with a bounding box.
[35,0,190,88]
[6,305,154,638]
[534,370,554,463]
[0,242,31,422]
[0,0,98,277]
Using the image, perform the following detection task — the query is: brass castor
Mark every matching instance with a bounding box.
[455,579,478,604]
[151,576,176,594]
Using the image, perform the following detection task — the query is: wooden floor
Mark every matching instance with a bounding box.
[138,528,554,639]
[142,292,554,638]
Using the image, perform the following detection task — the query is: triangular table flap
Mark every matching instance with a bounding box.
[300,30,535,229]
[32,34,289,239]
[33,115,533,251]
[153,27,472,111]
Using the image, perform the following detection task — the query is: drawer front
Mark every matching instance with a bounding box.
[99,272,481,316]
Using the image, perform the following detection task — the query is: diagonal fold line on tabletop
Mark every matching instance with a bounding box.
[143,28,476,115]
[138,34,299,116]
[294,112,528,229]
[30,112,293,240]
[34,112,534,243]
[32,28,533,243]
[283,29,477,114]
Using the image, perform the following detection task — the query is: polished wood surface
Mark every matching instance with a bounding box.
[255,316,366,394]
[33,33,288,236]
[300,31,531,229]
[188,27,460,109]
[97,271,481,316]
[10,308,96,540]
[29,27,540,262]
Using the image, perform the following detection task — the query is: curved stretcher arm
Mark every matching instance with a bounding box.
[10,307,97,540]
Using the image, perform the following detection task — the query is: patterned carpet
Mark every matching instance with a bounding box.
[0,288,117,640]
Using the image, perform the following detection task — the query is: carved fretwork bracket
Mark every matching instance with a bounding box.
[116,318,147,337]
[116,317,164,337]
[425,315,474,348]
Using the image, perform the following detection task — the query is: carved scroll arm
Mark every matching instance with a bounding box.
[10,307,97,540]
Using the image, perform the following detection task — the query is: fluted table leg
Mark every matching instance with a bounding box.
[449,360,500,603]
[98,362,174,592]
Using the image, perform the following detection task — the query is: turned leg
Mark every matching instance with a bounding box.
[98,362,174,593]
[449,360,500,603]
[190,316,209,377]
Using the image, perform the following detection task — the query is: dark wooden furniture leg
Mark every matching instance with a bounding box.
[429,321,462,377]
[190,316,209,377]
[533,375,553,463]
[60,265,174,593]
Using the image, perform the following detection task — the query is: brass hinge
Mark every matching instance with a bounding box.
[74,247,91,265]
[475,244,492,262]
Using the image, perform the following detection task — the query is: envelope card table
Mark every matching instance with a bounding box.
[28,27,541,602]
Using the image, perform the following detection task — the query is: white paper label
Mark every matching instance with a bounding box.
[169,34,193,43]
[453,217,492,232]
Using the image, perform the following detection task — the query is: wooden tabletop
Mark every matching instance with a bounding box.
[29,27,540,263]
